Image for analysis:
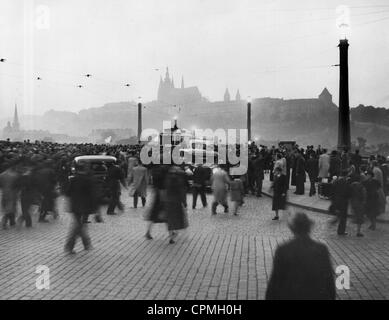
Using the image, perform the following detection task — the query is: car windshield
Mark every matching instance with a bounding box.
[77,159,115,173]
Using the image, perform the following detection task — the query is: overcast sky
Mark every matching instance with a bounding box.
[1,0,389,117]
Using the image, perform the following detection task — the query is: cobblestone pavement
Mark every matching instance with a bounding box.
[0,192,388,300]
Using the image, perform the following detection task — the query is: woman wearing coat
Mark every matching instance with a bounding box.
[318,150,330,181]
[272,167,287,220]
[362,171,381,231]
[165,165,188,244]
[229,174,244,215]
[349,174,366,237]
[144,164,168,240]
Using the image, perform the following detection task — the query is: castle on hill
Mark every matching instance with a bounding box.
[157,67,241,105]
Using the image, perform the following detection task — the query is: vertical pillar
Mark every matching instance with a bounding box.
[247,101,251,142]
[137,102,142,142]
[337,39,351,151]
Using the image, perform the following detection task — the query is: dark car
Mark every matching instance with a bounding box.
[69,155,117,202]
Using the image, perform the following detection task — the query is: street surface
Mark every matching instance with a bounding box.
[0,192,388,300]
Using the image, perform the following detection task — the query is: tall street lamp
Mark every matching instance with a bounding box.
[247,96,252,142]
[137,96,142,143]
[337,18,351,151]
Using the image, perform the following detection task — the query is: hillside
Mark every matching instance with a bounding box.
[1,100,389,147]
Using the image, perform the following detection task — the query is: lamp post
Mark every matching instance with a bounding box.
[247,96,252,142]
[137,96,142,143]
[337,17,351,151]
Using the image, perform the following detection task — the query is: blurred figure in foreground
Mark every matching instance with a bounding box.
[229,174,244,216]
[266,212,335,300]
[165,165,188,244]
[18,161,36,228]
[106,160,126,215]
[330,172,351,235]
[349,174,366,237]
[35,160,58,223]
[145,165,168,240]
[64,163,98,254]
[0,162,21,229]
[362,170,380,231]
[211,166,230,215]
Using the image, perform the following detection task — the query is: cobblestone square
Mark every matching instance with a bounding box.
[0,193,388,300]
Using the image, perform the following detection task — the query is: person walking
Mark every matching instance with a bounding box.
[211,166,230,215]
[371,160,386,215]
[265,213,335,300]
[192,164,208,209]
[129,159,148,208]
[18,163,35,228]
[106,160,126,215]
[64,163,98,254]
[271,167,287,220]
[0,163,21,229]
[349,174,366,237]
[165,165,188,244]
[145,164,168,240]
[35,160,58,223]
[331,172,351,235]
[229,174,244,216]
[306,153,319,196]
[362,170,380,231]
[253,153,265,196]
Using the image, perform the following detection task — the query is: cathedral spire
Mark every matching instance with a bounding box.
[165,67,170,83]
[224,88,230,102]
[181,76,184,89]
[13,103,20,131]
[235,89,241,101]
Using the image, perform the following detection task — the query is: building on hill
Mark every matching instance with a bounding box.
[2,104,82,142]
[224,88,231,102]
[3,105,22,141]
[157,67,202,105]
[236,90,241,101]
[318,87,333,105]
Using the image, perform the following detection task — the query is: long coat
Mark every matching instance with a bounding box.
[230,179,244,202]
[145,165,168,223]
[66,173,98,217]
[129,165,148,197]
[165,166,188,231]
[265,236,335,300]
[318,153,330,179]
[0,169,21,214]
[211,168,230,204]
[272,173,287,211]
[363,178,381,219]
[350,181,366,225]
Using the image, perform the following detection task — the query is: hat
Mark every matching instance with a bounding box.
[288,212,314,236]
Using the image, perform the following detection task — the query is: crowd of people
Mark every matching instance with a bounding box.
[1,139,388,300]
[0,139,388,249]
[245,142,388,236]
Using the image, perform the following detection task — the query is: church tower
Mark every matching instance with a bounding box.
[12,104,20,131]
[224,88,230,102]
[318,87,332,105]
[235,89,241,101]
[181,76,184,89]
